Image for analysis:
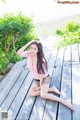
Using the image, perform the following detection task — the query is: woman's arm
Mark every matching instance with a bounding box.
[17,40,36,57]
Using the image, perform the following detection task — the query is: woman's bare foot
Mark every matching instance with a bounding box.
[71,105,75,111]
[49,86,60,95]
[65,100,75,111]
[67,103,74,111]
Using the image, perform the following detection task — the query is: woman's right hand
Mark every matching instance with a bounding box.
[30,40,37,44]
[35,86,40,91]
[33,86,40,91]
[26,40,36,47]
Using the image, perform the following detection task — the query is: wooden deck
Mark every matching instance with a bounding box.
[0,43,80,120]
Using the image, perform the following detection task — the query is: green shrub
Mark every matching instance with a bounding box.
[66,21,80,32]
[0,51,22,73]
[56,21,80,48]
[56,29,64,35]
[0,13,38,73]
[7,51,22,63]
[16,30,38,50]
[0,51,9,72]
[0,13,36,52]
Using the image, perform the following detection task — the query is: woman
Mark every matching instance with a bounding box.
[17,40,74,111]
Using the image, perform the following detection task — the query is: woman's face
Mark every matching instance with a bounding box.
[30,44,38,56]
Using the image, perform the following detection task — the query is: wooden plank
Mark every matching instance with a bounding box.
[43,48,64,120]
[63,46,72,66]
[58,66,72,120]
[0,69,18,94]
[42,46,52,63]
[78,44,80,62]
[12,59,28,69]
[71,44,79,64]
[0,59,27,94]
[72,65,80,120]
[72,44,80,120]
[0,69,29,110]
[58,46,72,120]
[0,68,23,106]
[16,92,36,120]
[7,72,33,120]
[48,49,58,67]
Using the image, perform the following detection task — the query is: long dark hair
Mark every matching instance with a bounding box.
[30,41,48,74]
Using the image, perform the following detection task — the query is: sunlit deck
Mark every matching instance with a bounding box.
[0,43,80,120]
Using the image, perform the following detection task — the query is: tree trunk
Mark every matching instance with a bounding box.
[3,35,7,52]
[12,36,16,52]
[13,33,19,52]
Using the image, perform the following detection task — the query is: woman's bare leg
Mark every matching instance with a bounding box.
[28,85,60,96]
[40,76,74,111]
[48,86,60,95]
[28,78,60,96]
[28,83,74,110]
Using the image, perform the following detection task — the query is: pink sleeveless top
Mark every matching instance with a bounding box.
[24,51,48,79]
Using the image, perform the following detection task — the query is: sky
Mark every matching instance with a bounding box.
[0,0,80,23]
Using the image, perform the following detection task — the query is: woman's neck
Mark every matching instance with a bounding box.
[31,54,37,58]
